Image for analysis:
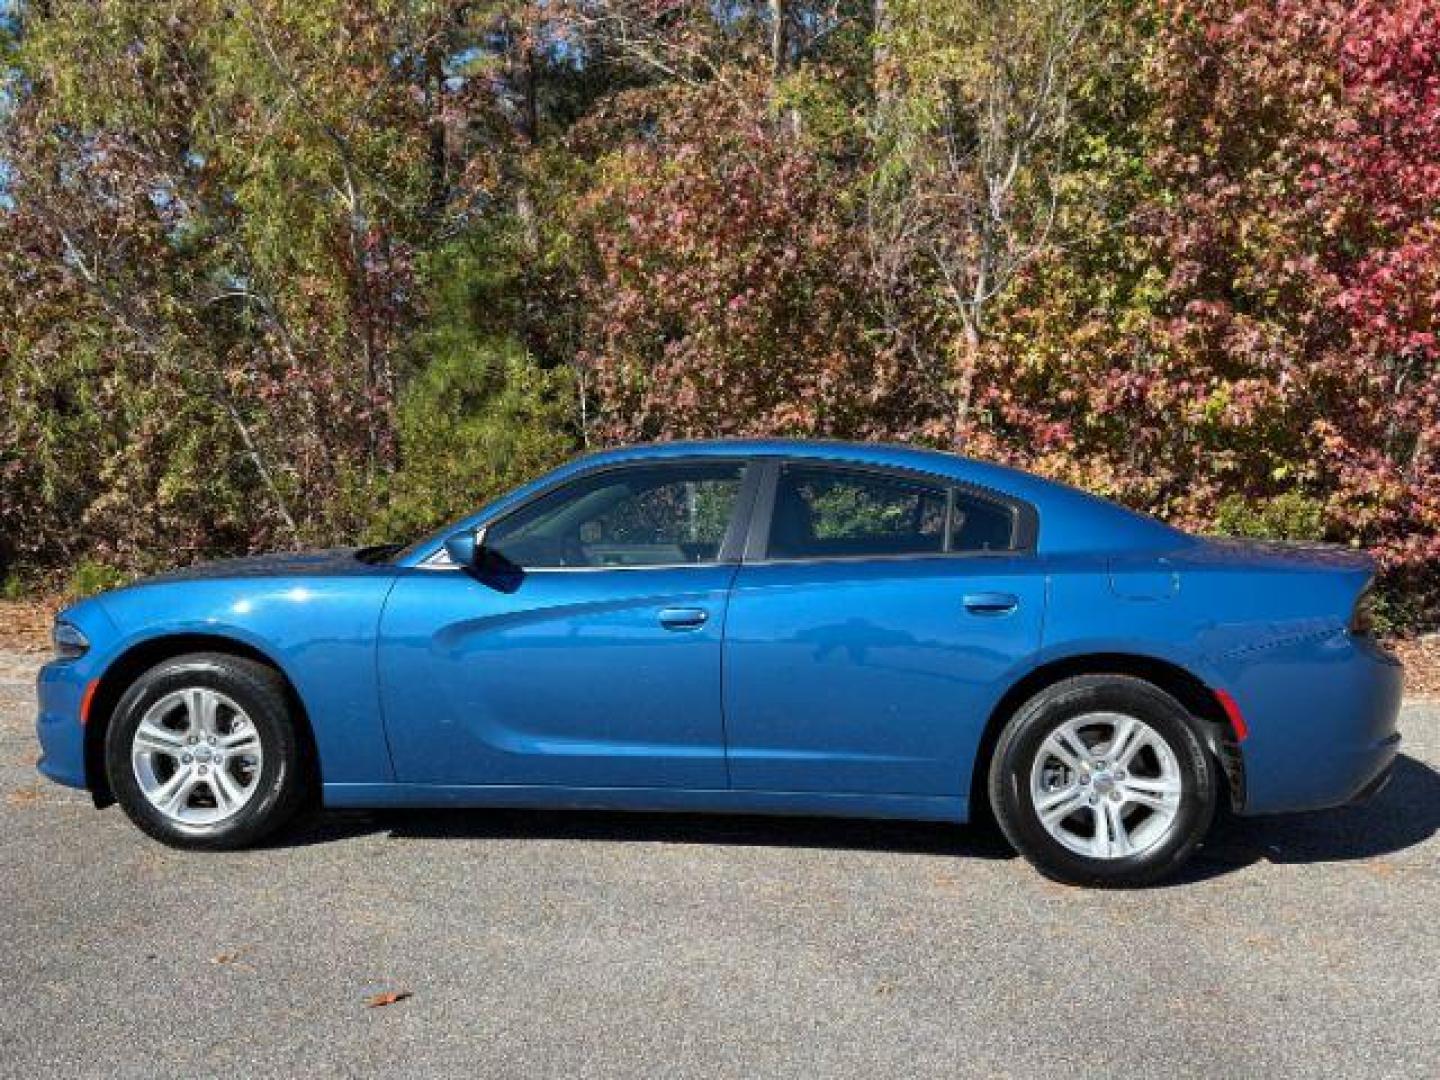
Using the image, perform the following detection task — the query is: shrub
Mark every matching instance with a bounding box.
[64,560,129,600]
[1214,492,1328,544]
[374,339,577,541]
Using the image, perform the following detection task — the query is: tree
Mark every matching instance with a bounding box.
[571,75,942,443]
[0,1,580,575]
[869,0,1102,445]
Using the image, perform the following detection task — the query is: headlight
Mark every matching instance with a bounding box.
[52,621,90,660]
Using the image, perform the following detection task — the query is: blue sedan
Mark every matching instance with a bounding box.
[35,440,1403,885]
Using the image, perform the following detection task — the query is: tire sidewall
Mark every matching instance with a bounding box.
[105,656,298,848]
[991,677,1217,887]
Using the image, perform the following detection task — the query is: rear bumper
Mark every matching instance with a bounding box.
[1347,753,1398,805]
[1218,633,1404,816]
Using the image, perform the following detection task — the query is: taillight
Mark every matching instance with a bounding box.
[1349,584,1377,638]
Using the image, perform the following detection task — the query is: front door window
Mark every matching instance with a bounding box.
[486,463,746,568]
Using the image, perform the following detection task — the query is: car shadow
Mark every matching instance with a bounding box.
[270,753,1439,880]
[275,804,1017,860]
[1174,752,1440,884]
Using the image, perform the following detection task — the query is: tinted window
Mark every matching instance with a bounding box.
[766,466,1016,559]
[948,491,1018,553]
[768,467,947,558]
[486,463,745,568]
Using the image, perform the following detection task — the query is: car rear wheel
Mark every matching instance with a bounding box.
[988,674,1218,887]
[105,653,307,849]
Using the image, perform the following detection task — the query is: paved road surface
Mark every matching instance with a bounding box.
[1,651,1436,1078]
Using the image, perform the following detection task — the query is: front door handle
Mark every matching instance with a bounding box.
[963,592,1020,616]
[658,607,709,630]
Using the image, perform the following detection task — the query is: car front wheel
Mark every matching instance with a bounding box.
[988,674,1218,887]
[105,653,307,849]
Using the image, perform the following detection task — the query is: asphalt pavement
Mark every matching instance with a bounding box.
[1,649,1436,1078]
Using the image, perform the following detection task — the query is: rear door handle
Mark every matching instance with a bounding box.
[658,607,709,630]
[963,592,1019,616]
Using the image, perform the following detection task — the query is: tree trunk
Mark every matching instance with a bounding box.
[952,318,981,450]
[770,0,788,78]
[425,39,447,225]
[511,7,541,253]
[871,0,892,109]
[769,0,799,136]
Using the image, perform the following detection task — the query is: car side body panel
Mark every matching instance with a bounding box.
[1043,547,1402,814]
[322,782,968,821]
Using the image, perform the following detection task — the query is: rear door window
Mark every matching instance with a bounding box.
[765,465,1016,559]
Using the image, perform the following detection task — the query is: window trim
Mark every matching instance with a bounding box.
[424,457,762,572]
[742,458,1037,566]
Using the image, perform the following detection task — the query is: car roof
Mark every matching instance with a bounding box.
[578,438,1045,494]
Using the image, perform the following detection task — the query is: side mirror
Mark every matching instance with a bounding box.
[442,528,521,592]
[443,529,480,569]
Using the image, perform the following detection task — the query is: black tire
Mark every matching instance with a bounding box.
[988,674,1217,888]
[105,652,308,850]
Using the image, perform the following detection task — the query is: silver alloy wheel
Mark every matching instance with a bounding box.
[131,687,264,828]
[1028,711,1184,860]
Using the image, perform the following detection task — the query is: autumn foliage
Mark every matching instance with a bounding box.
[575,78,940,442]
[1,1,1436,626]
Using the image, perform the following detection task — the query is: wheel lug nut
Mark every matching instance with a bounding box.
[1088,794,1098,805]
[182,753,192,764]
[1079,775,1089,785]
[1110,791,1122,802]
[198,765,208,775]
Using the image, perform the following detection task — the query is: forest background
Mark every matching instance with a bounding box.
[1,1,1436,632]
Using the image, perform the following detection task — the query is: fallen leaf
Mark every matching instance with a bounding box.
[210,951,243,966]
[5,786,42,807]
[366,991,412,1009]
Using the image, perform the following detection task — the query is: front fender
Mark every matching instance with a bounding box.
[88,576,400,786]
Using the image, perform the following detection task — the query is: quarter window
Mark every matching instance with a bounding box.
[485,463,745,568]
[948,490,1019,553]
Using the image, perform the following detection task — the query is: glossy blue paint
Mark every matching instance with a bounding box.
[723,555,1044,800]
[34,439,1402,826]
[38,552,400,787]
[377,564,736,787]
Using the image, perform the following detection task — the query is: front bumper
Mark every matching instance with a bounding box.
[34,597,120,793]
[36,658,92,789]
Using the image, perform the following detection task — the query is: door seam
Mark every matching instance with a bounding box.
[717,562,743,788]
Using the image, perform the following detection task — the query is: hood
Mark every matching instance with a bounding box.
[137,547,390,585]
